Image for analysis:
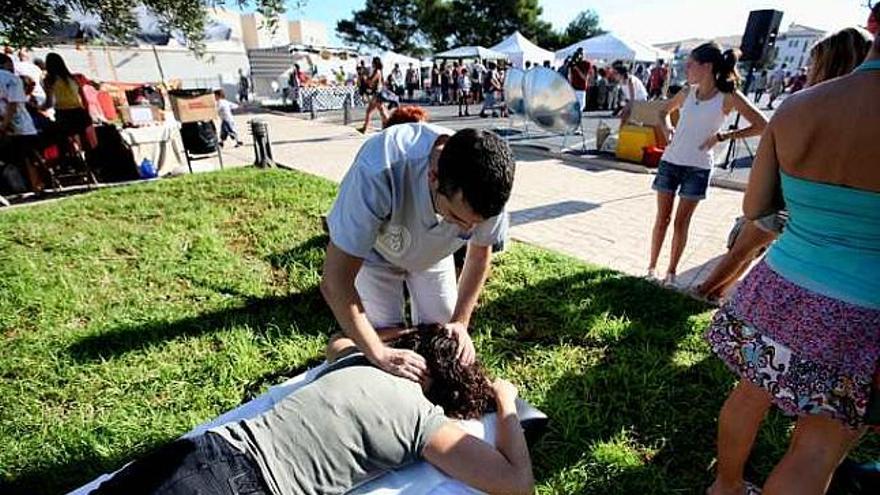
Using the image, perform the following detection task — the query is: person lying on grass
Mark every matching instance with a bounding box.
[92,325,534,495]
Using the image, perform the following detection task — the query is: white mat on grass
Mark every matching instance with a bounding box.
[70,362,494,495]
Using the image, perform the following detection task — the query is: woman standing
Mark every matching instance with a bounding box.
[41,53,90,144]
[358,57,396,134]
[647,43,767,285]
[694,27,873,303]
[706,18,880,494]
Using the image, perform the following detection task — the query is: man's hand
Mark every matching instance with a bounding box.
[370,345,429,384]
[445,321,476,365]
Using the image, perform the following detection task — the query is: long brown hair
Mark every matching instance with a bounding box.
[690,42,740,93]
[807,27,872,86]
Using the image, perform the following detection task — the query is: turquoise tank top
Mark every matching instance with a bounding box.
[765,61,880,309]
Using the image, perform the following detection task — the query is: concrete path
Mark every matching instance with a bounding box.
[219,111,743,290]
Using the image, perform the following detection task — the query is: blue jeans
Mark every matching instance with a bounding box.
[94,432,269,494]
[220,120,240,144]
[652,160,712,200]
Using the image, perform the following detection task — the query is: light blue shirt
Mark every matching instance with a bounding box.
[765,171,880,309]
[327,123,508,272]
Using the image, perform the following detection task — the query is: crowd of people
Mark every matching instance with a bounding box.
[0,49,96,194]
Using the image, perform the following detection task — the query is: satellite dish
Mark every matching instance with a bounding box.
[503,68,526,115]
[522,67,581,134]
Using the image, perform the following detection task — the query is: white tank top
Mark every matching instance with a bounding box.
[628,75,648,102]
[661,87,726,169]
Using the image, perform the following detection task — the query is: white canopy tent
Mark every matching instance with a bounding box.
[434,46,509,61]
[490,31,555,68]
[556,33,674,63]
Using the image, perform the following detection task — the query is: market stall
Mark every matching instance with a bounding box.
[555,33,674,63]
[490,32,555,68]
[434,46,509,63]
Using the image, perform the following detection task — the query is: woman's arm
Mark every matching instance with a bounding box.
[423,379,534,495]
[658,86,688,141]
[700,91,768,151]
[743,119,781,220]
[40,81,54,111]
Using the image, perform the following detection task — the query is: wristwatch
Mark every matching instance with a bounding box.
[716,131,729,142]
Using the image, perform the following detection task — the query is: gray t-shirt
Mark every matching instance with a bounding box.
[327,123,508,273]
[212,359,449,495]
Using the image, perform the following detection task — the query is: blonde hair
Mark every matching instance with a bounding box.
[807,27,872,86]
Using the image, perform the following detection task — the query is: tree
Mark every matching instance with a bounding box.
[0,0,299,51]
[562,10,605,47]
[336,0,436,56]
[446,0,547,48]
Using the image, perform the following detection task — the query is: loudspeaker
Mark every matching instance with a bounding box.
[740,9,784,64]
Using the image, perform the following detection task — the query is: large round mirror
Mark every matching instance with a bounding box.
[503,68,526,116]
[522,67,581,134]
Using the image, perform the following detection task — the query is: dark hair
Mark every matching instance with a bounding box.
[690,42,740,93]
[392,325,493,419]
[213,88,225,98]
[45,52,73,86]
[372,57,383,71]
[612,61,629,77]
[436,128,515,219]
[0,53,10,68]
[598,67,606,77]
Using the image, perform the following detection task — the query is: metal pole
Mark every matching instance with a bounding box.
[151,44,167,86]
[309,94,317,120]
[343,93,352,125]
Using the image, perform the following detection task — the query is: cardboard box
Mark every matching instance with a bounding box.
[170,93,217,123]
[628,100,667,127]
[120,105,164,126]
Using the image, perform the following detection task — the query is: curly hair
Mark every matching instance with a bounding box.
[391,324,494,420]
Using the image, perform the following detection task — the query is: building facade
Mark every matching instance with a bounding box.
[772,24,826,70]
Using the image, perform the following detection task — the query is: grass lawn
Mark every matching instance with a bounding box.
[0,168,876,494]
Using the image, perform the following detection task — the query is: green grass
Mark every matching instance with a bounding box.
[0,168,876,494]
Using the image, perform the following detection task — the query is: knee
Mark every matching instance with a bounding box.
[655,214,671,228]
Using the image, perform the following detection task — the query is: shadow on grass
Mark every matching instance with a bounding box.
[67,235,334,362]
[476,263,729,492]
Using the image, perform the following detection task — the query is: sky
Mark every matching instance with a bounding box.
[285,0,871,46]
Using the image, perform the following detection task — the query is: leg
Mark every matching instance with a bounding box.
[648,191,675,273]
[762,416,865,495]
[360,98,378,132]
[354,262,407,328]
[377,103,390,128]
[698,222,777,299]
[709,380,773,495]
[406,256,457,325]
[666,197,700,276]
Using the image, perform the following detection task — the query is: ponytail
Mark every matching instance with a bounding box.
[691,42,741,93]
[716,49,741,93]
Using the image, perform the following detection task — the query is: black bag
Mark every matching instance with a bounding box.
[86,125,138,182]
[180,121,218,154]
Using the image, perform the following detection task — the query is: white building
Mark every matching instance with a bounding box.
[288,20,328,47]
[773,24,826,70]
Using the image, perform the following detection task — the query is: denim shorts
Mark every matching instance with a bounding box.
[652,160,712,200]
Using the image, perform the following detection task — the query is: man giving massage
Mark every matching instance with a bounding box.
[91,325,534,495]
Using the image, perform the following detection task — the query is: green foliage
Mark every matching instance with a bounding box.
[0,0,296,52]
[336,0,433,55]
[562,9,605,48]
[447,0,550,48]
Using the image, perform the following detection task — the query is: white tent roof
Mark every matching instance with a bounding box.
[489,31,554,68]
[556,33,674,63]
[434,46,509,61]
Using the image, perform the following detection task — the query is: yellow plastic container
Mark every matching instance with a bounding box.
[616,125,658,164]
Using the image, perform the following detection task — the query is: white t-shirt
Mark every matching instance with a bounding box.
[14,60,45,103]
[327,123,508,272]
[0,69,37,136]
[625,75,648,102]
[216,99,238,123]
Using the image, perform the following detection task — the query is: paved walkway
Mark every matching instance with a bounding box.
[222,111,743,290]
